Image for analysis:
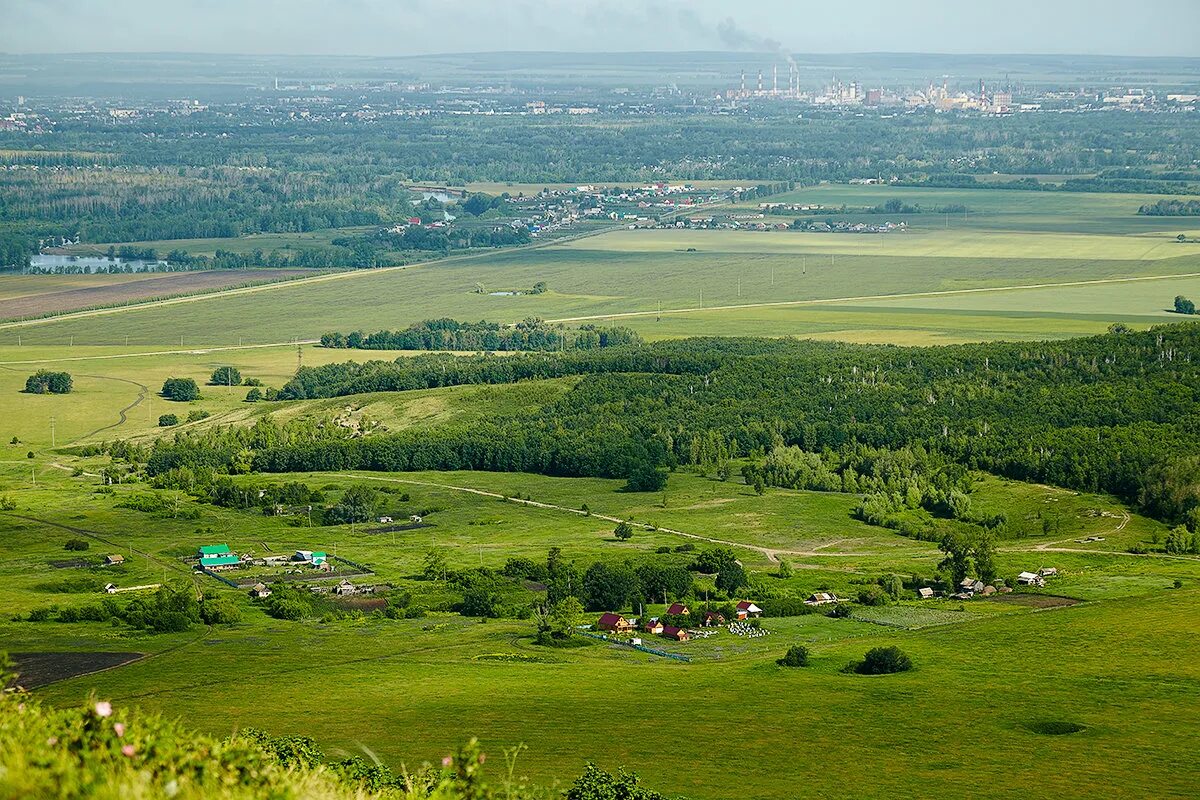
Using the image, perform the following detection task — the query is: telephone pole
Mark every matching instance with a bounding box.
[50,416,55,448]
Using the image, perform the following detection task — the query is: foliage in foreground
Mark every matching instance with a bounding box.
[0,677,669,800]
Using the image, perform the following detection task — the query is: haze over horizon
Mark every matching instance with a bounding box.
[2,0,1197,59]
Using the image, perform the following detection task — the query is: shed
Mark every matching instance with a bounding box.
[104,583,118,594]
[1039,567,1058,577]
[917,587,935,599]
[249,582,272,599]
[1017,571,1045,587]
[104,554,125,566]
[804,592,839,606]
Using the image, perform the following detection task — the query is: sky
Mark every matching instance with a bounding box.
[2,0,1197,58]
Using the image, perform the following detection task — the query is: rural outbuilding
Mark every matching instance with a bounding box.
[805,592,839,606]
[917,587,935,599]
[666,602,690,616]
[1017,571,1046,587]
[104,554,125,566]
[249,582,272,599]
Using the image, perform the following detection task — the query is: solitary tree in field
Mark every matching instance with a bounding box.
[614,520,634,540]
[1175,295,1196,315]
[209,366,242,386]
[161,377,200,402]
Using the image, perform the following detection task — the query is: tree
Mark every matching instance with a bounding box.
[539,595,584,642]
[856,645,913,675]
[614,520,634,540]
[199,596,242,624]
[158,414,179,427]
[24,370,72,394]
[1175,295,1196,315]
[857,585,890,606]
[778,645,810,667]
[775,559,794,578]
[566,763,667,800]
[423,548,448,582]
[161,377,200,402]
[693,547,738,575]
[64,538,89,551]
[623,463,667,492]
[715,562,748,595]
[210,366,243,386]
[460,588,500,618]
[879,573,905,599]
[245,388,263,402]
[582,561,640,612]
[1165,525,1191,554]
[324,484,378,525]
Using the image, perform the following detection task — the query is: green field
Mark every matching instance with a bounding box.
[2,461,1198,798]
[6,185,1200,348]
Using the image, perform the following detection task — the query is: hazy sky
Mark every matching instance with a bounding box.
[2,0,1197,57]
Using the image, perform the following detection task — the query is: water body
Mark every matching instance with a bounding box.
[27,255,171,273]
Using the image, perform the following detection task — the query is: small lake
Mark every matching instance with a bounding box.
[27,255,171,272]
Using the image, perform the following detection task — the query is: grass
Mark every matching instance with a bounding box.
[4,451,1200,798]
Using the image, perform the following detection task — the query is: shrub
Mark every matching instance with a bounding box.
[459,588,501,618]
[200,597,242,625]
[855,645,913,675]
[245,388,263,402]
[160,377,200,402]
[186,410,211,423]
[778,645,810,667]
[209,366,243,386]
[268,599,307,621]
[24,370,72,394]
[623,463,667,492]
[614,521,634,540]
[856,585,891,606]
[64,538,90,551]
[158,414,179,427]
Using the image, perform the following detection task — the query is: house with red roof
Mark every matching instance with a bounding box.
[660,625,689,641]
[666,602,690,617]
[596,613,633,633]
[735,601,763,619]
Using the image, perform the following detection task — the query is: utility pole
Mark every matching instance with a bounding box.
[50,416,55,448]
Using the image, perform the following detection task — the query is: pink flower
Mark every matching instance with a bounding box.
[46,737,58,746]
[113,723,125,737]
[442,756,453,767]
[478,753,486,764]
[94,701,113,718]
[121,745,136,757]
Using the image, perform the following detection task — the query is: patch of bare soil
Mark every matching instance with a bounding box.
[7,651,145,689]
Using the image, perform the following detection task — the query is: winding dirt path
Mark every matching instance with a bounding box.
[349,472,877,567]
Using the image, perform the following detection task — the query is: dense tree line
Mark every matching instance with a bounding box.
[1140,199,1200,216]
[319,318,642,352]
[124,324,1200,527]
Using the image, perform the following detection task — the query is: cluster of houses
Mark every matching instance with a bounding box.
[248,578,387,599]
[595,600,765,643]
[948,567,1058,599]
[195,544,333,573]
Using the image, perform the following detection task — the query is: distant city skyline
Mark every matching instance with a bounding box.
[2,0,1198,59]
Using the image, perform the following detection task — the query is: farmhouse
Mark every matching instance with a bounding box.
[660,625,689,641]
[805,592,839,606]
[959,578,986,595]
[643,617,664,635]
[199,544,239,569]
[666,602,690,616]
[1017,571,1046,587]
[735,601,763,619]
[702,611,725,626]
[249,582,272,599]
[597,613,633,633]
[104,554,125,566]
[293,550,328,567]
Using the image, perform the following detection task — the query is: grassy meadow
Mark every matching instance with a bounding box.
[2,462,1198,798]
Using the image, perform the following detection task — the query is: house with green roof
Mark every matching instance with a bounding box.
[198,544,240,569]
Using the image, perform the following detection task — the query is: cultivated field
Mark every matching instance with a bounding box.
[6,185,1200,347]
[0,269,314,322]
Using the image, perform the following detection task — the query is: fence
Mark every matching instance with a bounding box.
[577,630,691,662]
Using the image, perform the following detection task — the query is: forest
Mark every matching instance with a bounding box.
[114,324,1200,529]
